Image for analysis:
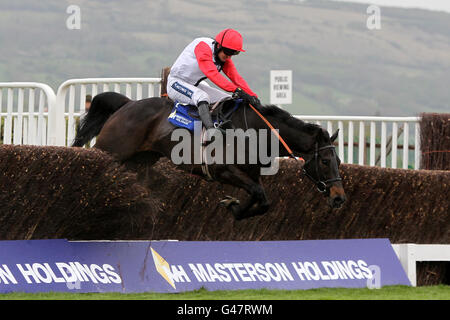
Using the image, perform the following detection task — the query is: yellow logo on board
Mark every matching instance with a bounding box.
[150,247,176,289]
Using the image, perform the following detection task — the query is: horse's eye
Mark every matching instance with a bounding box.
[322,159,330,165]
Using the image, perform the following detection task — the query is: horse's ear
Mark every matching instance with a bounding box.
[330,129,339,142]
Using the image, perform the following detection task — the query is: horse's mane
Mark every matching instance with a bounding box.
[256,104,323,136]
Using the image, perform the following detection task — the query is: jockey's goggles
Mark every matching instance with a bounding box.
[222,47,240,56]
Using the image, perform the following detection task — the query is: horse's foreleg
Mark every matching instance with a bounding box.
[244,183,271,218]
[235,187,270,220]
[234,183,270,220]
[220,188,259,220]
[218,167,270,220]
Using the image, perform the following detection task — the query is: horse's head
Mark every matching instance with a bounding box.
[302,128,346,209]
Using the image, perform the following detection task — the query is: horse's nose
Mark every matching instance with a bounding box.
[332,195,346,208]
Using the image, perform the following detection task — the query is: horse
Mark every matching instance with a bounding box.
[72,92,346,220]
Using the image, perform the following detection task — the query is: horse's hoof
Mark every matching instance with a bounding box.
[219,196,240,208]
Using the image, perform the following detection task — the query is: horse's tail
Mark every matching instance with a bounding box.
[72,92,130,147]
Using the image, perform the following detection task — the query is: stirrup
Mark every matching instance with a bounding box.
[211,123,226,134]
[217,119,232,128]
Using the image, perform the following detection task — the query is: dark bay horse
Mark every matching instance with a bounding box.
[73,92,346,220]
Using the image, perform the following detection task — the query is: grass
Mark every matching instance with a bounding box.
[1,285,449,300]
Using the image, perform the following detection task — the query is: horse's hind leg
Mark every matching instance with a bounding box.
[123,151,163,185]
[218,166,270,220]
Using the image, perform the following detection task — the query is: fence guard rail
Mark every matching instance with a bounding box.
[392,244,450,286]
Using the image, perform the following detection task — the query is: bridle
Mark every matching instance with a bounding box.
[302,143,342,193]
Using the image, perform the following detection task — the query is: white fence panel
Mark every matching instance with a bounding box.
[295,115,421,169]
[392,244,450,286]
[55,78,162,146]
[0,82,56,146]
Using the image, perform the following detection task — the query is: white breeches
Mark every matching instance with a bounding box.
[167,75,231,106]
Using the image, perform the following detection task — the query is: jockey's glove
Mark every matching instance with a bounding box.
[249,96,261,107]
[233,88,258,105]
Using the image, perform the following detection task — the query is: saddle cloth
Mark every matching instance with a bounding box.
[167,98,242,131]
[167,102,199,131]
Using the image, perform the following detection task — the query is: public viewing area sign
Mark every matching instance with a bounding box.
[270,70,292,105]
[0,239,409,293]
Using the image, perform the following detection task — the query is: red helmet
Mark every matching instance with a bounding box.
[215,28,245,52]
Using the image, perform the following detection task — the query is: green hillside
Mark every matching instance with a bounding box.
[0,0,449,116]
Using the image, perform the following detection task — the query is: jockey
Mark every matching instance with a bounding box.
[167,28,260,133]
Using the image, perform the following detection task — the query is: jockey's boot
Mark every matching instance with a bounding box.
[197,101,225,134]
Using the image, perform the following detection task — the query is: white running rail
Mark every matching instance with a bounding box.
[0,79,422,170]
[0,82,56,146]
[55,78,162,146]
[296,115,421,169]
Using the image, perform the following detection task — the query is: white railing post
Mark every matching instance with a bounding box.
[358,121,365,165]
[403,122,409,169]
[136,83,143,100]
[338,120,344,161]
[370,121,376,166]
[381,121,387,168]
[13,88,24,145]
[392,122,398,169]
[126,83,132,98]
[54,85,68,146]
[5,88,13,144]
[348,121,354,164]
[0,90,2,142]
[27,88,35,145]
[414,122,421,169]
[392,244,417,286]
[37,90,46,145]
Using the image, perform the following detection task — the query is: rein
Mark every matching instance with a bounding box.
[248,103,304,163]
[247,103,341,192]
